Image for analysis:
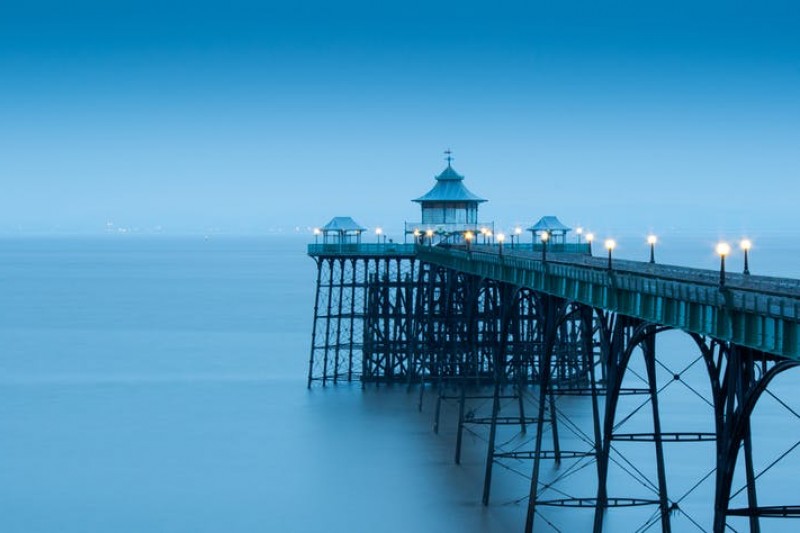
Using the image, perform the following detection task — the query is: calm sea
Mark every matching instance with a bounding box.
[0,235,798,532]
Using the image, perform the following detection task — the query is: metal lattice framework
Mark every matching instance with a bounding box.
[307,242,800,532]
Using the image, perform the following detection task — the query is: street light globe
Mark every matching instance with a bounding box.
[426,229,434,237]
[586,233,595,243]
[480,227,488,235]
[740,239,752,251]
[647,235,657,245]
[605,239,616,251]
[497,233,506,243]
[313,228,321,235]
[514,227,522,235]
[464,231,474,241]
[540,231,550,242]
[375,227,383,235]
[576,227,584,235]
[486,231,493,238]
[413,229,420,237]
[716,242,731,256]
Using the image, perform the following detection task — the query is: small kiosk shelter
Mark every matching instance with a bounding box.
[321,216,366,245]
[528,216,571,244]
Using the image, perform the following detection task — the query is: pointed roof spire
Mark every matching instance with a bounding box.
[435,149,465,182]
[413,153,487,203]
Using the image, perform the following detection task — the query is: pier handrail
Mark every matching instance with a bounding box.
[417,244,800,357]
[432,244,800,298]
[308,243,417,257]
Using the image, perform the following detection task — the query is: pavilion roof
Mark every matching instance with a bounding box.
[413,163,486,203]
[322,216,366,233]
[527,216,571,233]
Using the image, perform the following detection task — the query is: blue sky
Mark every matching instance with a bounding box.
[1,0,798,236]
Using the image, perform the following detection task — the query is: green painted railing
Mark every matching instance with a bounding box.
[505,243,592,254]
[417,245,800,359]
[305,240,800,357]
[307,243,417,257]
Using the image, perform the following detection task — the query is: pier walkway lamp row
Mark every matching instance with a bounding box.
[715,240,752,283]
[480,227,494,244]
[605,239,616,270]
[717,242,731,287]
[741,239,752,275]
[540,230,549,262]
[648,235,657,264]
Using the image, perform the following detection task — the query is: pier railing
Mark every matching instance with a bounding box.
[418,244,800,358]
[403,221,495,236]
[307,243,417,257]
[506,242,592,254]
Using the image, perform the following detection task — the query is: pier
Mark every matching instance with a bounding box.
[307,158,800,532]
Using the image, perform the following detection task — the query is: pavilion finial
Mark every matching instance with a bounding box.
[444,149,453,166]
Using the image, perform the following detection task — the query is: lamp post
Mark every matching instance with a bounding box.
[740,239,752,275]
[486,230,493,245]
[586,233,594,256]
[605,239,616,270]
[513,226,522,249]
[647,235,657,264]
[313,227,321,245]
[497,233,505,255]
[426,229,434,248]
[464,231,474,252]
[375,227,383,244]
[413,228,421,245]
[717,242,731,287]
[576,227,584,244]
[540,231,549,262]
